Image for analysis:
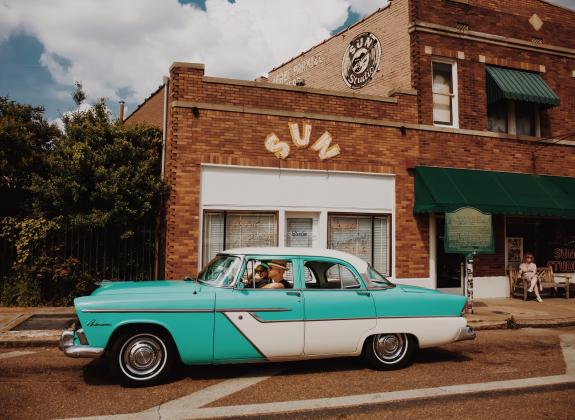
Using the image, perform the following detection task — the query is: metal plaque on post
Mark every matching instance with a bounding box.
[445,207,494,314]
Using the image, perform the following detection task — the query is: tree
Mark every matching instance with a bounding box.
[0,96,60,217]
[31,98,169,231]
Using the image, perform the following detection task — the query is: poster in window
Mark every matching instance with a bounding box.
[507,237,523,267]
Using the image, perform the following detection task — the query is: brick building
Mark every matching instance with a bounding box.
[128,0,575,298]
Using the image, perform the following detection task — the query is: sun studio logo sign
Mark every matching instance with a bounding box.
[341,32,381,89]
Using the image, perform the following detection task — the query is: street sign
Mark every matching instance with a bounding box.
[445,207,494,314]
[445,207,494,254]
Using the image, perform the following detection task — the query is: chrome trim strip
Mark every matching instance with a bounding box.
[81,308,289,314]
[249,314,462,323]
[217,308,289,313]
[81,308,214,313]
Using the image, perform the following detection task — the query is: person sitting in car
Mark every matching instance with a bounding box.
[262,260,292,289]
[253,263,271,288]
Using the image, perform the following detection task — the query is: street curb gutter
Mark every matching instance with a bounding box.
[1,320,575,348]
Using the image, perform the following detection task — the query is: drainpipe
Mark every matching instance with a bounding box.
[161,76,169,180]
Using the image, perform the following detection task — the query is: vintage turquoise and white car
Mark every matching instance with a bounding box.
[60,248,475,386]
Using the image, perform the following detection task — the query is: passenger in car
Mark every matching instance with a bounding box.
[263,260,292,289]
[254,263,271,288]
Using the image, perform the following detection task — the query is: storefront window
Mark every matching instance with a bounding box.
[328,214,391,276]
[506,218,575,273]
[202,212,277,265]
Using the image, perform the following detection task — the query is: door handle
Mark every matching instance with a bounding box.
[286,291,301,297]
[356,291,371,297]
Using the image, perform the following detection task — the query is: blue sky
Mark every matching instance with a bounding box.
[0,0,365,121]
[0,0,572,122]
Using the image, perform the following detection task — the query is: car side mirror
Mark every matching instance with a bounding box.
[236,281,245,289]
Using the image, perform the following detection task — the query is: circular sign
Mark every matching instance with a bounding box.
[341,32,381,89]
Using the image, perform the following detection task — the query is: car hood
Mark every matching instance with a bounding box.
[90,280,201,296]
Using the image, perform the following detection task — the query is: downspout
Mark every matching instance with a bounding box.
[161,76,169,180]
[155,76,169,279]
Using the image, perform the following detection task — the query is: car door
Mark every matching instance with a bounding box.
[214,256,305,361]
[301,257,377,356]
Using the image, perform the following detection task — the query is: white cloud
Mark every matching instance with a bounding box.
[0,0,383,108]
[349,0,389,15]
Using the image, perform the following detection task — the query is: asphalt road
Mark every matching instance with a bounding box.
[0,327,573,419]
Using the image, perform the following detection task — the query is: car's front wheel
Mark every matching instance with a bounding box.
[364,333,415,370]
[109,328,176,386]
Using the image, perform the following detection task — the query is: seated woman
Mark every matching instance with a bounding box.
[519,253,543,302]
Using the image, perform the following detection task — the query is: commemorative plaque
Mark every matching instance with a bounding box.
[445,207,494,314]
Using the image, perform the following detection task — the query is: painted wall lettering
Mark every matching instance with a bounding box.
[288,122,312,148]
[264,123,341,160]
[264,133,290,159]
[311,131,341,160]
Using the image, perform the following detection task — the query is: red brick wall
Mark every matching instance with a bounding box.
[412,0,575,49]
[268,0,413,96]
[165,64,423,279]
[124,86,165,129]
[410,0,575,134]
[412,32,575,135]
[164,64,575,281]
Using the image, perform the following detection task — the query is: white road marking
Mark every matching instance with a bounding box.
[63,368,280,420]
[66,332,575,420]
[0,350,36,360]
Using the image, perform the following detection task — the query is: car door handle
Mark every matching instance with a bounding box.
[356,291,371,297]
[286,291,301,297]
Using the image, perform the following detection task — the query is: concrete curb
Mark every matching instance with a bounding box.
[1,319,575,348]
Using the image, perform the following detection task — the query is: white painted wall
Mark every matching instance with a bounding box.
[201,165,395,211]
[199,165,396,275]
[473,276,509,298]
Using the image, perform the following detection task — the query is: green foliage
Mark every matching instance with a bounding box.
[31,99,169,230]
[0,97,60,216]
[0,94,168,306]
[0,217,97,306]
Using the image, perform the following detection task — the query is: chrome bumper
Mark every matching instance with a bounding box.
[454,326,476,342]
[59,328,105,358]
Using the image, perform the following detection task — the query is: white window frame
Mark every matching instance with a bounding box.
[431,59,459,129]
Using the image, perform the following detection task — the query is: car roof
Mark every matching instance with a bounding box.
[221,247,369,272]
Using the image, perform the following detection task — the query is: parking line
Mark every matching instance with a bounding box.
[0,350,36,360]
[66,333,575,420]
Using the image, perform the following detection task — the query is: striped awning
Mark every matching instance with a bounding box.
[486,66,560,107]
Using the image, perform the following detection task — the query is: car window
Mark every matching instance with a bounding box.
[326,264,360,289]
[197,255,242,287]
[304,260,360,289]
[238,259,294,289]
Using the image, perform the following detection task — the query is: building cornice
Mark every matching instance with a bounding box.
[409,21,575,60]
[171,101,575,147]
[202,76,398,103]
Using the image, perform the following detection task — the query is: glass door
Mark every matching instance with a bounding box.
[285,212,319,248]
[436,216,464,294]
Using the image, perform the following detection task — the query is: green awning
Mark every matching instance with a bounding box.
[414,166,575,217]
[486,66,560,107]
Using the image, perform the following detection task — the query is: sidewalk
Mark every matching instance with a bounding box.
[0,298,573,348]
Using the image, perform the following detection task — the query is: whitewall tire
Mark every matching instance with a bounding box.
[364,333,415,370]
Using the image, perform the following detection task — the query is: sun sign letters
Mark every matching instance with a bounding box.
[265,123,341,160]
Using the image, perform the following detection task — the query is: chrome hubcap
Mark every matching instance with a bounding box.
[121,334,165,378]
[374,333,407,362]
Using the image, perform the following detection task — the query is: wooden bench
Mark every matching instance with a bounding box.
[509,266,570,300]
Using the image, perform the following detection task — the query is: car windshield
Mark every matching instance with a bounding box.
[197,255,241,287]
[364,265,394,289]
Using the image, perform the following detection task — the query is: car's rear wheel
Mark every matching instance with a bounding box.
[109,328,175,387]
[364,333,414,370]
